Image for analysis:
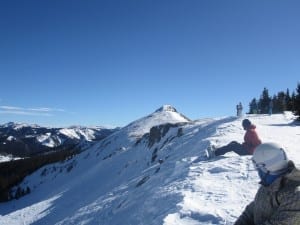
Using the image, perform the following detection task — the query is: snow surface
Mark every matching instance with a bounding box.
[36,133,59,148]
[6,136,16,141]
[0,108,299,225]
[0,155,20,163]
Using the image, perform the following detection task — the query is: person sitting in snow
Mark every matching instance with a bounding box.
[206,119,261,158]
[234,142,300,225]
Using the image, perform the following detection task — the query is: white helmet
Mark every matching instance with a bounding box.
[252,142,288,174]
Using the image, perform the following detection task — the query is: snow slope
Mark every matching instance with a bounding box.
[0,107,299,225]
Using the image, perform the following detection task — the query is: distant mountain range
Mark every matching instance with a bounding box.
[0,122,120,158]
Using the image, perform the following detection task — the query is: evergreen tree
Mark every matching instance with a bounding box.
[276,91,286,113]
[15,187,22,199]
[286,89,293,111]
[259,87,271,114]
[271,95,278,113]
[247,84,299,119]
[26,186,31,194]
[295,83,300,120]
[291,92,297,112]
[249,98,258,114]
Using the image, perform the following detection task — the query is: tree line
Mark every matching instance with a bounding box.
[0,145,79,202]
[248,83,300,120]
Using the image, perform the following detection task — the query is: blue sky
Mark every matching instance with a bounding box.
[0,0,299,127]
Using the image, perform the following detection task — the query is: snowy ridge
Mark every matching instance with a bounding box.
[59,127,102,141]
[0,110,299,225]
[155,105,178,112]
[36,133,60,148]
[123,105,190,139]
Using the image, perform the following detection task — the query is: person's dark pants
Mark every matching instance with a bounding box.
[214,141,250,156]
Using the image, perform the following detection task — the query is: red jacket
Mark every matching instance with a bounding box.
[242,124,261,154]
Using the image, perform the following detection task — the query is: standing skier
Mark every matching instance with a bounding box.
[236,102,243,117]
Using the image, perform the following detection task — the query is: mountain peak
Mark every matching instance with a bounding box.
[155,105,177,113]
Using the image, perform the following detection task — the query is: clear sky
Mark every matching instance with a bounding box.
[0,0,299,127]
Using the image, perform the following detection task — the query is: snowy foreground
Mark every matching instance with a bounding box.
[0,108,299,225]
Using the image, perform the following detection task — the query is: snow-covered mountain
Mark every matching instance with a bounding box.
[0,105,299,225]
[0,122,119,159]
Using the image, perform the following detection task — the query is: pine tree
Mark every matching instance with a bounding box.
[295,83,300,120]
[247,84,299,117]
[259,87,271,114]
[276,91,286,113]
[15,187,22,199]
[291,92,297,112]
[286,89,293,111]
[249,98,258,114]
[271,95,278,113]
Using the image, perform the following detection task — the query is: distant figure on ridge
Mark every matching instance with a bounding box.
[206,119,261,158]
[236,102,243,117]
[268,99,273,115]
[234,143,300,224]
